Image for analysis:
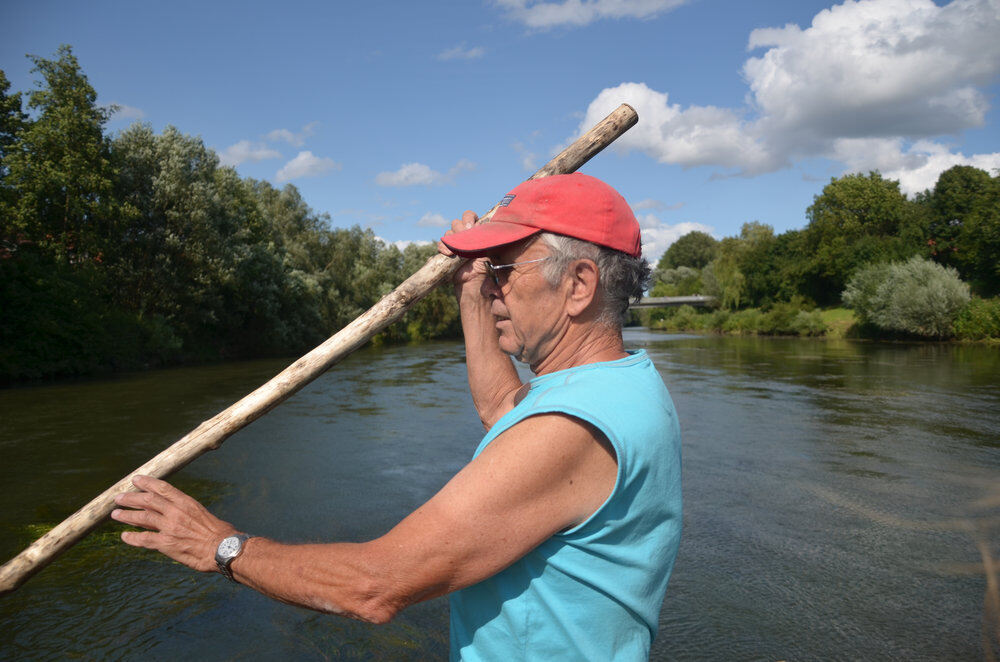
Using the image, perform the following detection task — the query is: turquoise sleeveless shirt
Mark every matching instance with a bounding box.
[449,350,682,661]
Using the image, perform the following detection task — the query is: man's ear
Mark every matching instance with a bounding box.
[565,259,600,318]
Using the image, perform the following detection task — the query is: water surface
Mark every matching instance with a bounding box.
[1,332,997,660]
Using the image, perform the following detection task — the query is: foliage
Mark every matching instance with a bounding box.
[702,237,745,310]
[657,230,718,270]
[3,45,116,263]
[652,165,996,319]
[953,297,1000,341]
[801,172,924,305]
[650,265,702,297]
[921,165,1000,297]
[0,70,27,217]
[645,302,828,337]
[842,257,970,338]
[719,308,763,335]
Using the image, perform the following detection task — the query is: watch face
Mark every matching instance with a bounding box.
[218,536,241,559]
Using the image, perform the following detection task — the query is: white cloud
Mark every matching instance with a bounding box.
[266,121,319,147]
[438,43,486,60]
[578,82,776,174]
[375,159,477,187]
[512,141,539,171]
[744,0,999,153]
[497,0,690,29]
[276,151,341,182]
[219,140,282,167]
[636,214,715,264]
[376,163,440,186]
[631,198,665,211]
[575,0,1000,192]
[376,236,434,251]
[831,138,1000,195]
[417,212,450,227]
[110,103,145,121]
[631,198,683,212]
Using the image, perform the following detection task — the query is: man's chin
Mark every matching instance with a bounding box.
[496,336,527,363]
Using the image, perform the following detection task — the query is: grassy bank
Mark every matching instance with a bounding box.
[641,298,1000,342]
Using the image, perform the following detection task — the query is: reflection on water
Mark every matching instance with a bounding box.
[1,333,997,660]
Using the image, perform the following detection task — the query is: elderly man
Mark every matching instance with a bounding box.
[112,173,682,661]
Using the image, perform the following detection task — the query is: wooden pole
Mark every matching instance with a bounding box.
[0,103,638,595]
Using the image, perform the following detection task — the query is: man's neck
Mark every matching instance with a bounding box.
[529,324,627,376]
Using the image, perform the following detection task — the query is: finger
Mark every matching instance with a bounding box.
[438,237,456,257]
[440,211,478,257]
[120,530,162,549]
[115,489,171,513]
[471,257,488,274]
[132,475,193,505]
[451,211,477,233]
[111,507,163,531]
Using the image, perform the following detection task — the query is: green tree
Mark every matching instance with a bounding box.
[657,230,718,270]
[925,165,1000,296]
[802,172,919,305]
[0,70,27,223]
[4,45,116,261]
[650,266,701,297]
[703,237,745,310]
[733,221,787,308]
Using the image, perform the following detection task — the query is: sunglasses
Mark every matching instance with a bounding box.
[484,256,550,287]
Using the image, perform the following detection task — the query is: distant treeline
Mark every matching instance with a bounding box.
[4,48,998,383]
[1,46,459,383]
[647,163,1000,340]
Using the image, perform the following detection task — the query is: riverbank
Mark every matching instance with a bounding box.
[0,246,462,388]
[640,301,1000,342]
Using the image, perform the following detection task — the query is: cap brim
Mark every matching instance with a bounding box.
[441,221,541,258]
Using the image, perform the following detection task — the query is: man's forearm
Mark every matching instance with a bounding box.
[230,538,404,624]
[457,286,522,428]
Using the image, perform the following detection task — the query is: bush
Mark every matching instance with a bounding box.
[670,305,702,331]
[843,256,970,338]
[759,301,802,334]
[645,305,717,332]
[789,310,828,336]
[721,309,764,334]
[954,297,1000,340]
[703,309,731,330]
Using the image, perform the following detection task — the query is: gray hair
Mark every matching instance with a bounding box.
[537,232,651,328]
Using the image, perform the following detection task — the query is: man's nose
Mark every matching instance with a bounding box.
[481,275,502,298]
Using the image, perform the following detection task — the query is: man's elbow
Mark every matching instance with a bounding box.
[346,576,406,625]
[307,591,400,624]
[360,602,398,626]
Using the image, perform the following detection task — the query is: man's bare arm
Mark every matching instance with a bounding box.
[440,211,523,428]
[112,413,617,624]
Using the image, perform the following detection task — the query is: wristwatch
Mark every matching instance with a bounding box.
[215,533,253,581]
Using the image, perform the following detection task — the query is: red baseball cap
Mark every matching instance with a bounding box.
[441,173,641,258]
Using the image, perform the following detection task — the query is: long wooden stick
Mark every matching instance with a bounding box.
[0,103,638,595]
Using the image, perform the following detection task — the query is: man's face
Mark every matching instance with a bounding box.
[483,238,569,369]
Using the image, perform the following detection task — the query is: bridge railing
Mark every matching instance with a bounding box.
[629,295,716,308]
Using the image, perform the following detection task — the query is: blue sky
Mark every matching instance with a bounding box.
[3,0,999,262]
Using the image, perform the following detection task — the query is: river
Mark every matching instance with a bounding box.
[1,330,998,660]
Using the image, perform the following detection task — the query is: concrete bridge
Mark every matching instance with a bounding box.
[630,295,716,309]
